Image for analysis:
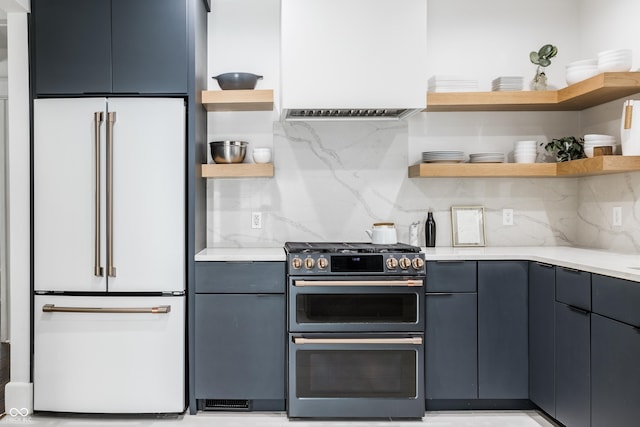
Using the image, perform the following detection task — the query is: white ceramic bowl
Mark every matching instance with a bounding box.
[584,134,615,141]
[568,58,598,67]
[514,140,537,147]
[566,67,599,85]
[598,60,632,72]
[252,148,272,164]
[598,49,632,58]
[514,154,537,163]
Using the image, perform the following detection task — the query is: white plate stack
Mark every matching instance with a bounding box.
[584,134,618,158]
[513,140,538,163]
[469,152,505,163]
[428,75,479,93]
[566,58,599,85]
[492,76,524,91]
[598,49,632,73]
[422,150,465,163]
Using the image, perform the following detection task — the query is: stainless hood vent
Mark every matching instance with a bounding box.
[281,0,427,121]
[283,109,417,121]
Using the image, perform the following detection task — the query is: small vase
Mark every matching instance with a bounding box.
[531,67,548,91]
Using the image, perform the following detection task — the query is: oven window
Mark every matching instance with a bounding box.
[296,294,417,323]
[296,350,417,398]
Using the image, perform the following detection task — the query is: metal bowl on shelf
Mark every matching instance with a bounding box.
[209,141,248,164]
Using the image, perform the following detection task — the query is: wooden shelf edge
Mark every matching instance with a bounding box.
[201,89,274,112]
[409,156,640,178]
[424,72,640,112]
[408,163,557,178]
[201,163,274,178]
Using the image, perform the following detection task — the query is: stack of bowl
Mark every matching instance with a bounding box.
[566,58,599,85]
[513,140,538,163]
[584,134,618,158]
[598,49,632,72]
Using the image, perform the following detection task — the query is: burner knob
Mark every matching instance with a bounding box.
[399,257,412,270]
[412,258,425,270]
[291,258,302,270]
[317,258,328,270]
[304,258,315,269]
[386,257,398,270]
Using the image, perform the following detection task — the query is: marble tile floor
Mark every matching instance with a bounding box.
[0,411,559,427]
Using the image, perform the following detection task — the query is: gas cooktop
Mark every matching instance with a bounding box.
[284,242,421,254]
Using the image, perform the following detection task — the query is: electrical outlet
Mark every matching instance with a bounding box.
[251,211,262,229]
[613,207,622,226]
[503,209,514,226]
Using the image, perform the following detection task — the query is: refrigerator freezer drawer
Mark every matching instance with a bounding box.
[34,295,185,413]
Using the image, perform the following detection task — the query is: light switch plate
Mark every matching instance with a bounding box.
[251,211,263,229]
[503,209,514,226]
[613,207,622,226]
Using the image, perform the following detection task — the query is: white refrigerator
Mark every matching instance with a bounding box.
[33,98,186,413]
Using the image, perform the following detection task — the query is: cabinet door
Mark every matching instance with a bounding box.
[555,302,590,427]
[32,0,112,95]
[528,262,555,416]
[478,261,528,399]
[34,98,108,292]
[112,0,188,94]
[106,98,185,293]
[592,314,640,427]
[425,293,477,399]
[194,294,285,400]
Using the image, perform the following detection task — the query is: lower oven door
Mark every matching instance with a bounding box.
[288,334,425,419]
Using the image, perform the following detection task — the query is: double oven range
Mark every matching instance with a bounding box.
[285,242,426,419]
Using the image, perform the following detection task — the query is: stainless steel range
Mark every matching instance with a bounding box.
[285,242,426,419]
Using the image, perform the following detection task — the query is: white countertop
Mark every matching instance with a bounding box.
[196,246,640,282]
[420,246,640,282]
[195,247,286,262]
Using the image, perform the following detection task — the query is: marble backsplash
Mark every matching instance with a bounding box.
[207,120,587,249]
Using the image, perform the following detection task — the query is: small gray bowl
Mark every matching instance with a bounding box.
[209,141,248,164]
[212,72,263,90]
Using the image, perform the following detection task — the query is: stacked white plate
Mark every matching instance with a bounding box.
[583,134,618,158]
[422,150,465,163]
[598,49,632,73]
[492,76,524,91]
[428,75,479,93]
[566,58,599,85]
[513,140,538,163]
[469,152,504,163]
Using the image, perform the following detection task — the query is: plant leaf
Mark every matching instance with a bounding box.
[530,51,540,64]
[539,44,553,58]
[538,58,551,67]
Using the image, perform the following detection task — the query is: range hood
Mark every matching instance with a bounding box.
[280,0,427,121]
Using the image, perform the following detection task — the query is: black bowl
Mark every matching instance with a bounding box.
[212,72,263,90]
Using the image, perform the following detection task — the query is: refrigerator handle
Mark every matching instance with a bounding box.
[94,112,104,277]
[107,112,117,278]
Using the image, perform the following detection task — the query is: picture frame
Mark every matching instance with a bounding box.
[451,206,486,247]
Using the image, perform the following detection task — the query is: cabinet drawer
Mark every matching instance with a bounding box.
[556,267,591,310]
[592,274,640,327]
[426,261,476,293]
[196,262,285,294]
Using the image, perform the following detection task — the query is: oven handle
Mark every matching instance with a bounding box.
[293,337,423,345]
[293,279,423,287]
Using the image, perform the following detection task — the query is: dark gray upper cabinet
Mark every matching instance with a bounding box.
[32,0,188,95]
[477,261,529,399]
[528,262,555,417]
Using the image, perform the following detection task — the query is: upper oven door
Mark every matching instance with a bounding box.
[288,276,425,332]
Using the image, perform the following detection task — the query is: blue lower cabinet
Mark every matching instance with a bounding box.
[591,314,640,427]
[425,293,478,399]
[478,261,529,399]
[555,302,590,427]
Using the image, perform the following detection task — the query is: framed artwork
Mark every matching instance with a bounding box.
[451,206,486,247]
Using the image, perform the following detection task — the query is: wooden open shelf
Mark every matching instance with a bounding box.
[425,72,640,112]
[200,163,274,178]
[201,89,274,112]
[408,156,640,178]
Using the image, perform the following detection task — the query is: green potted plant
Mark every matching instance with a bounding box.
[541,136,585,162]
[530,44,558,90]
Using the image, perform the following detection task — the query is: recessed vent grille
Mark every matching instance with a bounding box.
[203,399,251,411]
[283,108,417,121]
